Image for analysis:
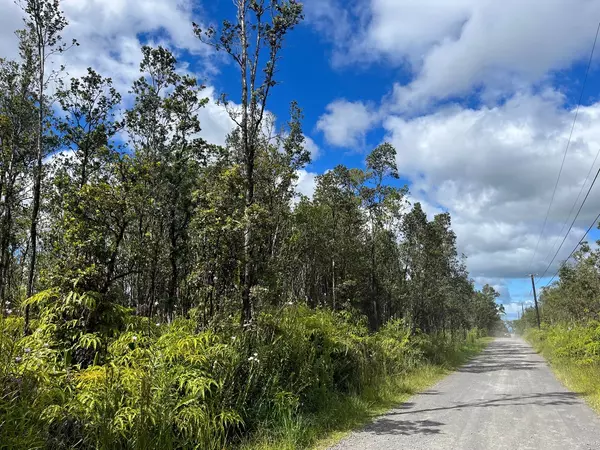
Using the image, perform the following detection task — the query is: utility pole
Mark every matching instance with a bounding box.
[521,302,524,319]
[530,274,541,329]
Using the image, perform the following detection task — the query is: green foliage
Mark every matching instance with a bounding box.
[0,306,485,449]
[0,2,500,449]
[526,323,600,414]
[513,239,600,334]
[527,323,600,365]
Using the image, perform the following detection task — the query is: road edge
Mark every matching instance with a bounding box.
[313,337,493,450]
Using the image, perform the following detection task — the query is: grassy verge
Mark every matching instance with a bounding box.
[541,360,600,412]
[244,338,490,450]
[526,327,600,413]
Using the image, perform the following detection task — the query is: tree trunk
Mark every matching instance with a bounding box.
[168,203,178,318]
[25,39,45,335]
[242,154,254,324]
[239,0,254,326]
[0,149,14,306]
[369,212,379,330]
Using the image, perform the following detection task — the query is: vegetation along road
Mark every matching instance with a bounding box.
[331,338,600,450]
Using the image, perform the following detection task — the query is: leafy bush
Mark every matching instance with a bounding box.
[0,303,482,449]
[527,322,600,365]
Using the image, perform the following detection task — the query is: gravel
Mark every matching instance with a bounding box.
[330,337,600,450]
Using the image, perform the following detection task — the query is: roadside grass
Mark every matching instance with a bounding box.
[243,338,491,450]
[526,328,600,413]
[545,361,600,412]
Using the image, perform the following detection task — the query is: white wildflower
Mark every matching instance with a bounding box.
[132,335,138,342]
[24,348,31,354]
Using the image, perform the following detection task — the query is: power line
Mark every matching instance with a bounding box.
[543,208,600,288]
[538,164,600,280]
[528,21,600,273]
[542,147,600,268]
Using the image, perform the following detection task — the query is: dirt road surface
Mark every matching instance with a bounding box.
[331,337,600,450]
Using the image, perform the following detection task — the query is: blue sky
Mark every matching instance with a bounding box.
[3,0,600,321]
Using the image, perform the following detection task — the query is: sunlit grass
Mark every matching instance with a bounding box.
[549,362,600,412]
[529,348,600,411]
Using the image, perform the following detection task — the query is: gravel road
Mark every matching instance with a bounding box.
[330,337,600,450]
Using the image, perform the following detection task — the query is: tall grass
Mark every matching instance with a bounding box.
[527,323,600,412]
[0,305,486,449]
[244,335,487,450]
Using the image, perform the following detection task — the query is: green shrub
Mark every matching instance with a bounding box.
[527,322,600,365]
[0,304,483,449]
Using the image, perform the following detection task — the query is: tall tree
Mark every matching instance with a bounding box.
[194,0,303,324]
[361,143,405,328]
[55,68,121,188]
[0,56,36,309]
[18,0,76,332]
[125,46,207,319]
[48,68,124,294]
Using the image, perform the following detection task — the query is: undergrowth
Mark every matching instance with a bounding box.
[244,337,488,450]
[527,323,600,412]
[0,301,487,450]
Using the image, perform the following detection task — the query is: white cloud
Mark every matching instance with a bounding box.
[295,169,318,199]
[0,1,24,60]
[63,0,205,52]
[305,0,600,109]
[383,90,600,279]
[1,0,213,97]
[198,87,235,147]
[316,99,379,148]
[303,135,321,160]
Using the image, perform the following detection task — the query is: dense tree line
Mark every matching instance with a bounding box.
[0,0,503,357]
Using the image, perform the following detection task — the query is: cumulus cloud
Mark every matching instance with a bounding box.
[295,169,318,199]
[305,0,600,109]
[383,91,600,279]
[2,0,213,96]
[1,1,242,149]
[316,99,379,148]
[303,135,321,160]
[197,87,236,147]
